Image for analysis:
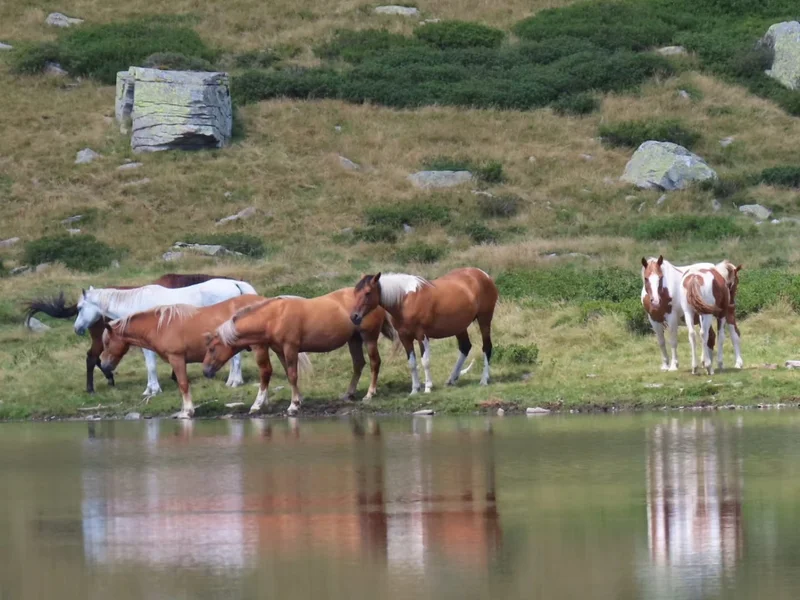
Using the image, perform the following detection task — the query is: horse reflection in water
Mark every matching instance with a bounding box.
[80,418,502,575]
[642,417,744,598]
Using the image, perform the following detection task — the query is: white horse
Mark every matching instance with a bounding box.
[74,278,257,396]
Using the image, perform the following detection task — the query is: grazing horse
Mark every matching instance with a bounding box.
[681,261,743,375]
[350,268,498,394]
[100,295,268,418]
[74,278,257,395]
[24,273,231,393]
[202,288,398,416]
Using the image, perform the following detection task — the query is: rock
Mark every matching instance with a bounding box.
[46,12,84,27]
[403,223,414,234]
[26,317,50,332]
[0,43,12,51]
[739,204,772,220]
[657,194,667,206]
[111,260,120,269]
[121,178,151,187]
[785,360,800,369]
[124,412,141,420]
[162,251,184,262]
[374,5,420,16]
[528,156,537,163]
[45,62,68,76]
[75,148,101,164]
[625,195,637,201]
[643,383,664,389]
[422,18,441,24]
[719,136,735,147]
[338,155,360,171]
[216,206,257,226]
[580,154,594,161]
[61,215,83,224]
[0,237,20,248]
[656,46,687,56]
[117,162,143,171]
[712,199,722,212]
[339,227,353,235]
[413,409,435,416]
[772,218,781,224]
[496,407,505,416]
[225,402,246,408]
[172,242,243,257]
[472,190,494,198]
[334,125,342,132]
[408,170,472,189]
[67,228,81,235]
[761,22,800,90]
[35,263,51,273]
[638,202,646,213]
[678,90,691,100]
[526,407,550,415]
[620,141,717,190]
[10,266,31,276]
[118,68,233,153]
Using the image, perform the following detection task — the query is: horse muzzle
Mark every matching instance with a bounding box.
[350,313,363,326]
[203,365,218,379]
[74,325,86,336]
[99,362,115,376]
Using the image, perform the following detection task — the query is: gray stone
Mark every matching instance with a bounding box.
[374,5,420,16]
[761,22,800,90]
[26,317,50,332]
[119,68,232,153]
[580,154,594,161]
[75,148,101,164]
[216,206,257,226]
[656,45,687,56]
[115,71,135,126]
[643,383,664,389]
[334,125,342,132]
[117,162,143,171]
[0,237,20,248]
[338,155,360,170]
[0,43,12,51]
[413,409,435,416]
[172,242,243,257]
[739,204,772,220]
[35,263,51,273]
[528,156,537,163]
[785,360,800,369]
[657,194,667,206]
[121,178,151,187]
[408,170,472,189]
[46,12,84,27]
[111,260,120,269]
[67,228,81,235]
[526,407,550,415]
[719,136,735,147]
[10,266,31,276]
[403,223,414,233]
[625,195,637,201]
[472,189,494,197]
[678,89,691,100]
[620,141,717,190]
[422,18,441,24]
[124,412,141,420]
[496,407,505,416]
[61,215,82,224]
[712,199,722,212]
[339,227,353,235]
[638,202,646,213]
[45,62,68,76]
[162,251,184,262]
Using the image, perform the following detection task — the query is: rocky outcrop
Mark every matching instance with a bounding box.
[374,6,420,16]
[620,141,717,190]
[46,13,83,27]
[761,22,800,90]
[408,170,472,189]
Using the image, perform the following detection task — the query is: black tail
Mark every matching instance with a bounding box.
[25,292,78,324]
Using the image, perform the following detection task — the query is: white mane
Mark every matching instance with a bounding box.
[156,304,197,331]
[378,273,432,307]
[88,287,155,314]
[217,318,239,346]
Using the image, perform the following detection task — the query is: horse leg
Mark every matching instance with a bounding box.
[447,332,472,386]
[716,317,726,372]
[651,320,669,372]
[420,337,433,393]
[364,338,381,401]
[728,321,743,369]
[168,356,193,419]
[249,345,273,414]
[283,346,304,416]
[343,335,366,401]
[700,315,714,375]
[226,353,245,388]
[400,336,421,394]
[667,314,679,372]
[142,348,163,397]
[477,313,493,386]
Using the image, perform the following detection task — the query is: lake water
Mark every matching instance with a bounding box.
[1,412,799,599]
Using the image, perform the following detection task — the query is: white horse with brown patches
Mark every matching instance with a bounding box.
[680,260,743,375]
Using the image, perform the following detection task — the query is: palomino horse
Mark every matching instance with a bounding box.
[202,288,398,416]
[350,268,498,394]
[25,273,230,393]
[75,278,257,395]
[100,295,269,418]
[681,260,743,375]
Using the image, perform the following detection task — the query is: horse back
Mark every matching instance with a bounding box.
[153,273,232,288]
[433,267,498,311]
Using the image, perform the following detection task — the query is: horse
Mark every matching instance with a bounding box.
[350,268,498,395]
[202,288,398,416]
[100,295,269,418]
[680,260,743,375]
[24,273,231,393]
[74,278,257,396]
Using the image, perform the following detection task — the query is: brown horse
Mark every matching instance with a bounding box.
[202,288,397,416]
[25,273,230,393]
[100,295,266,418]
[350,268,498,394]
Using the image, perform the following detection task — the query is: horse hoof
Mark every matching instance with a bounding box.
[340,393,356,402]
[668,366,679,372]
[424,388,432,394]
[480,379,489,386]
[446,379,457,386]
[175,412,193,420]
[226,380,245,388]
[287,406,299,417]
[660,365,669,372]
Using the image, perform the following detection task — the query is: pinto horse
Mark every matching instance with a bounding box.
[24,273,231,393]
[202,288,397,416]
[350,268,498,394]
[100,295,268,418]
[681,260,743,375]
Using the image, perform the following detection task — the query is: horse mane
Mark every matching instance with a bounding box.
[111,303,197,333]
[216,298,279,345]
[715,260,735,281]
[371,273,432,307]
[89,287,153,314]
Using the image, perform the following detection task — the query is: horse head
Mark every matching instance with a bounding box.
[202,331,236,379]
[351,273,382,326]
[641,256,665,308]
[99,321,131,375]
[74,286,102,335]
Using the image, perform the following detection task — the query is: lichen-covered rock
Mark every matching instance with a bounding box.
[216,206,257,226]
[121,68,232,153]
[115,71,135,126]
[739,204,772,221]
[408,170,472,189]
[656,46,686,56]
[0,42,13,51]
[762,21,800,90]
[374,5,420,16]
[620,141,717,190]
[172,242,243,257]
[46,12,83,27]
[75,148,101,164]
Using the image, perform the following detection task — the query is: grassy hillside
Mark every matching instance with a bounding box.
[2,0,800,419]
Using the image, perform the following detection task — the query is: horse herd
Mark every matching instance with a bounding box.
[24,258,741,418]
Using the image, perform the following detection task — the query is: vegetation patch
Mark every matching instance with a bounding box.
[421,157,505,183]
[580,299,651,335]
[460,222,499,244]
[142,52,214,71]
[759,166,800,188]
[395,243,446,264]
[365,202,450,228]
[632,215,751,241]
[552,92,601,116]
[413,21,505,50]
[476,194,523,218]
[351,225,399,244]
[496,266,640,303]
[493,343,539,365]
[599,119,701,149]
[182,233,268,258]
[23,235,120,272]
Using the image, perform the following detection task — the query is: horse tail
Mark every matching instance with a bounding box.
[236,281,258,295]
[684,275,718,315]
[707,323,716,350]
[297,352,313,375]
[24,292,77,324]
[380,314,398,343]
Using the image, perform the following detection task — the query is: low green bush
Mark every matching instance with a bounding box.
[182,233,268,258]
[0,300,22,325]
[395,243,447,264]
[9,42,60,75]
[496,266,640,303]
[580,299,651,335]
[475,161,505,184]
[316,29,421,63]
[365,202,450,228]
[233,49,280,69]
[760,166,800,188]
[351,225,399,244]
[476,194,523,218]
[493,343,539,365]
[421,156,503,183]
[633,215,751,241]
[462,222,498,244]
[552,92,601,115]
[23,235,120,272]
[703,174,753,199]
[414,21,505,50]
[599,119,701,149]
[142,52,214,71]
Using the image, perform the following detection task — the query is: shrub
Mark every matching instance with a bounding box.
[552,92,600,115]
[462,222,498,244]
[182,233,267,258]
[580,299,651,335]
[496,266,640,303]
[142,52,215,71]
[703,174,753,199]
[493,343,539,365]
[316,29,421,63]
[414,21,505,50]
[9,42,60,75]
[477,194,523,218]
[351,225,399,244]
[231,68,341,104]
[760,166,800,188]
[422,156,472,171]
[396,243,446,264]
[233,49,280,69]
[475,161,505,184]
[23,235,119,272]
[633,215,751,241]
[365,202,450,228]
[599,119,701,149]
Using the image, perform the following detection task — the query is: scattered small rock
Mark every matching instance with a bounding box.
[526,407,550,415]
[657,194,667,206]
[421,18,441,24]
[0,237,20,248]
[656,46,687,56]
[75,148,101,164]
[334,125,342,132]
[625,195,637,201]
[719,136,735,147]
[785,360,800,369]
[408,170,472,189]
[413,409,435,416]
[496,407,505,416]
[339,227,353,235]
[216,206,257,226]
[46,12,84,27]
[35,263,51,273]
[338,155,360,171]
[644,383,664,389]
[580,154,594,161]
[26,317,50,332]
[121,177,151,187]
[44,62,68,76]
[678,90,691,100]
[67,228,81,235]
[712,199,722,212]
[124,412,141,420]
[528,156,537,163]
[586,374,597,378]
[471,189,494,198]
[117,162,143,171]
[225,402,246,409]
[521,372,533,381]
[61,215,82,224]
[111,260,120,269]
[10,266,31,276]
[0,42,13,51]
[739,204,772,220]
[374,5,420,16]
[223,191,233,198]
[402,223,414,234]
[172,242,243,257]
[162,251,184,262]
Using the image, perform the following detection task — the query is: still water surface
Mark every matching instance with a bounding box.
[1,413,800,599]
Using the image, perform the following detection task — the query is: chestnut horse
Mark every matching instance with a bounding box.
[100,295,268,418]
[350,268,498,394]
[24,273,230,393]
[202,288,398,416]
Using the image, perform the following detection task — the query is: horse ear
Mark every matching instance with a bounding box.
[203,332,213,345]
[372,272,381,284]
[657,255,663,266]
[89,285,94,291]
[82,288,86,298]
[103,322,112,333]
[736,264,743,272]
[641,257,647,268]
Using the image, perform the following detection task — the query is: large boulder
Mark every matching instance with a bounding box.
[408,170,473,189]
[116,68,232,153]
[46,12,83,27]
[761,22,800,90]
[374,6,420,16]
[620,141,717,191]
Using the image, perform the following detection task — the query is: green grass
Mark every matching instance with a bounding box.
[633,215,753,241]
[599,119,701,149]
[23,235,121,272]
